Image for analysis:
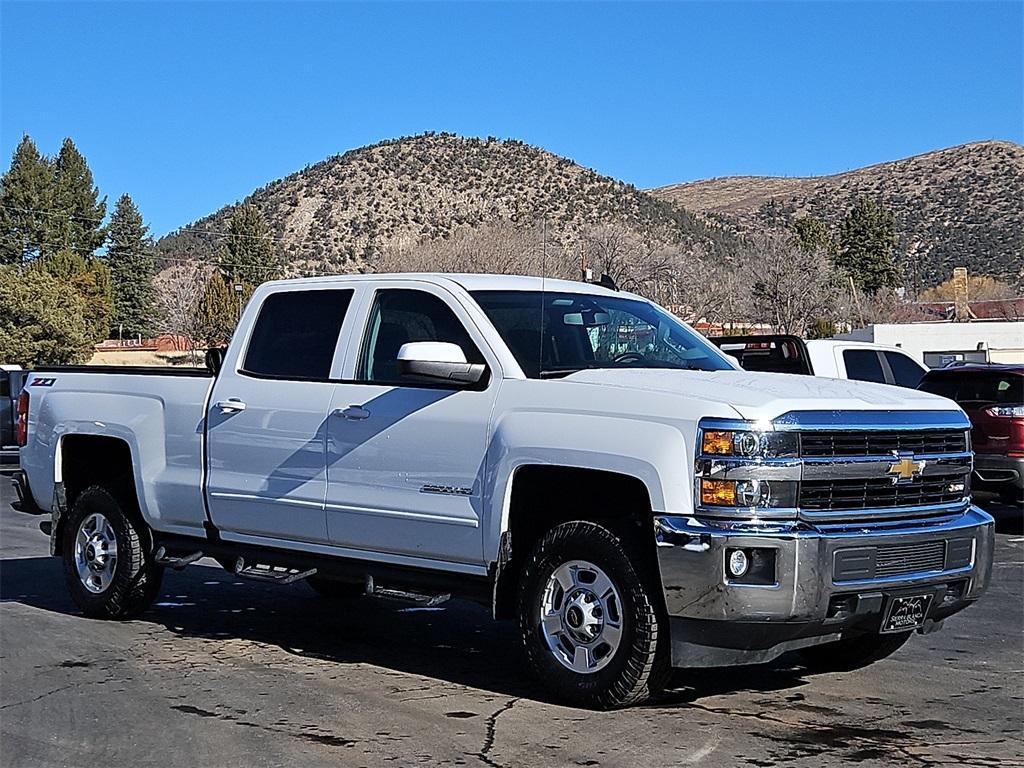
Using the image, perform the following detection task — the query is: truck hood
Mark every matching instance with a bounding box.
[563,369,960,422]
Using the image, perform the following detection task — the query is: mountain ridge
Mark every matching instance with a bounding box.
[650,140,1023,287]
[158,135,1023,289]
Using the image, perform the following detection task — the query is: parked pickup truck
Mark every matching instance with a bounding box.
[1,365,28,451]
[13,274,994,708]
[712,335,929,389]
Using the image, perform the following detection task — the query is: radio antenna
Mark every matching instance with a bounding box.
[538,218,547,376]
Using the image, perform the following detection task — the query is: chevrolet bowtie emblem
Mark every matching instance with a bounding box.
[887,456,926,483]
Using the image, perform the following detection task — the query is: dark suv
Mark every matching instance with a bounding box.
[919,364,1024,506]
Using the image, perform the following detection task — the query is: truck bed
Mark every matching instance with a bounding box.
[20,366,215,537]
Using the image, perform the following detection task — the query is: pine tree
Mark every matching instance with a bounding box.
[106,194,156,338]
[0,265,92,365]
[837,196,901,293]
[197,271,245,345]
[52,138,106,256]
[790,215,837,255]
[0,135,55,264]
[30,249,114,344]
[217,203,279,285]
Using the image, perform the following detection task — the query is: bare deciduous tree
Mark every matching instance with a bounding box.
[153,261,211,364]
[746,233,839,335]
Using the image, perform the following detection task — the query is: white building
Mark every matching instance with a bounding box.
[835,321,1024,367]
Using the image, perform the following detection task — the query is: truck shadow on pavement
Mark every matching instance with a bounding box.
[0,554,815,705]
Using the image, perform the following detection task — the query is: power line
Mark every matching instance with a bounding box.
[7,239,314,277]
[0,203,292,246]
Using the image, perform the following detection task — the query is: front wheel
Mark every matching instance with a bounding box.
[62,485,164,619]
[517,521,668,709]
[798,631,912,673]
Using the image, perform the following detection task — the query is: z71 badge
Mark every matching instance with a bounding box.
[30,377,57,387]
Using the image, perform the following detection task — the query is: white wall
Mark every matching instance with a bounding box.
[835,322,1024,365]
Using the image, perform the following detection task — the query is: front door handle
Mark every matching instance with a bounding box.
[335,406,370,421]
[215,398,247,413]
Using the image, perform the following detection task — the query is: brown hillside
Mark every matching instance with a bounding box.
[158,133,740,277]
[651,141,1024,288]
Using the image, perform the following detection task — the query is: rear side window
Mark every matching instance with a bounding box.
[944,373,1022,406]
[0,377,8,398]
[884,351,926,388]
[843,350,886,383]
[243,290,353,380]
[919,375,959,400]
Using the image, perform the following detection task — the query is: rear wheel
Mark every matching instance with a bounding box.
[517,521,668,709]
[999,487,1023,507]
[62,485,163,619]
[798,631,912,672]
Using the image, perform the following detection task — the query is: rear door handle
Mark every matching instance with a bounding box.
[215,398,247,412]
[334,406,370,421]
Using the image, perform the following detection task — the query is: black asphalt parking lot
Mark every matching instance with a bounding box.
[1,470,1021,768]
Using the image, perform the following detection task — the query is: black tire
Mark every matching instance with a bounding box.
[517,521,669,709]
[798,631,912,673]
[999,487,1023,507]
[307,576,366,600]
[62,485,163,619]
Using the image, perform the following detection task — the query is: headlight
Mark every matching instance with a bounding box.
[700,430,798,458]
[700,478,798,509]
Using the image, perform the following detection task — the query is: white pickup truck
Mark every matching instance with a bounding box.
[13,273,994,708]
[712,335,929,388]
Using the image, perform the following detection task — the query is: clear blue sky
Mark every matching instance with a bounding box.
[2,1,1022,238]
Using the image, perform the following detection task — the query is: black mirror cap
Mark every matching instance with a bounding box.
[206,347,227,376]
[398,358,487,386]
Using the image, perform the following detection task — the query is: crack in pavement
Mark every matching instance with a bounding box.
[471,697,520,768]
[169,704,357,748]
[0,677,127,710]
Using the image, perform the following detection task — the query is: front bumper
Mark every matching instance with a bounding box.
[974,453,1024,492]
[654,505,995,667]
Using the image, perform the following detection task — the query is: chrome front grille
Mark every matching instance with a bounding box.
[800,473,968,511]
[800,430,968,457]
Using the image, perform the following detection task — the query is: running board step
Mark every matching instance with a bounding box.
[372,586,451,607]
[154,547,204,570]
[234,557,317,585]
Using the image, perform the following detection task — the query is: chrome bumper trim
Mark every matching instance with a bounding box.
[654,505,994,623]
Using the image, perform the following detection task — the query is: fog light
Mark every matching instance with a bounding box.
[727,549,749,578]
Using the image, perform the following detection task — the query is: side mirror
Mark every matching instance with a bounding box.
[205,346,226,376]
[397,342,486,386]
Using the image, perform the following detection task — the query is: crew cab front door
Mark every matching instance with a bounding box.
[206,287,356,545]
[325,283,498,567]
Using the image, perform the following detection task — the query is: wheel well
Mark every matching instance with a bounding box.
[58,435,140,537]
[493,465,658,620]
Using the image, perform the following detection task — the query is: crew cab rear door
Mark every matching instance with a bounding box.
[323,280,500,567]
[205,285,358,545]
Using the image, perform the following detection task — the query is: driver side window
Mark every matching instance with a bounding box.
[360,289,484,384]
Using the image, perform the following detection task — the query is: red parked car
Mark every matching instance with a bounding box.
[919,364,1024,506]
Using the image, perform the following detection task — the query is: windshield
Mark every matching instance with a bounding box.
[471,290,736,378]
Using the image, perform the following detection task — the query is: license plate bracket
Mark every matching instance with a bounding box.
[881,593,933,633]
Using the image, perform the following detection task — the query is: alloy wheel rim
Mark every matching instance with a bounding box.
[74,512,118,594]
[539,559,623,674]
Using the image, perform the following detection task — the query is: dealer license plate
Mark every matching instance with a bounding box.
[882,594,933,633]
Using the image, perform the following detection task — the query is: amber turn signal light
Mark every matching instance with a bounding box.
[702,431,734,455]
[701,479,736,506]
